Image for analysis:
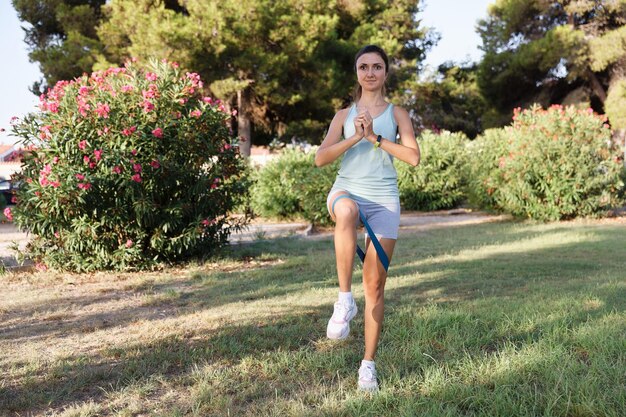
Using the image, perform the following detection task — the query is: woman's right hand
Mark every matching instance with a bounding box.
[354,114,365,138]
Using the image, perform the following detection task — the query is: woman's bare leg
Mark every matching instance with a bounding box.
[328,192,359,292]
[362,238,395,360]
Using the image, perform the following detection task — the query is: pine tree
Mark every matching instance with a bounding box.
[477,0,626,132]
[12,0,106,95]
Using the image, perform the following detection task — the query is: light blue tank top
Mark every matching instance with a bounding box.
[332,103,399,203]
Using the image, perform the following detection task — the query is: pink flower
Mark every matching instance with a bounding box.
[190,109,202,118]
[10,116,19,125]
[201,219,215,227]
[83,155,90,164]
[95,102,110,118]
[112,166,122,174]
[50,181,60,188]
[77,182,92,190]
[89,162,97,169]
[39,125,52,140]
[171,62,179,68]
[94,149,103,161]
[35,262,47,272]
[179,98,188,105]
[4,207,13,221]
[53,157,59,164]
[75,173,85,181]
[145,72,158,81]
[142,100,155,112]
[185,72,203,88]
[78,140,87,150]
[78,103,90,117]
[131,149,138,156]
[78,86,90,96]
[47,101,59,113]
[121,84,134,92]
[202,97,213,104]
[231,109,238,116]
[133,163,142,173]
[150,160,160,169]
[152,127,163,138]
[143,89,157,99]
[131,174,142,183]
[0,128,5,133]
[125,239,133,248]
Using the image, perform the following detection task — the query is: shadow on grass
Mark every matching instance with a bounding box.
[2,221,625,414]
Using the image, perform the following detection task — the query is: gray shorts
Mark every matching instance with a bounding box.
[327,188,400,240]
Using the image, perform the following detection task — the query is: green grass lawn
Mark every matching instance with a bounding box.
[1,219,625,416]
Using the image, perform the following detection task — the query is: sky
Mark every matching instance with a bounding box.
[0,0,494,145]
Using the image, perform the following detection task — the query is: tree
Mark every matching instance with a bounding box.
[399,62,488,139]
[477,0,626,132]
[11,0,106,95]
[96,0,435,155]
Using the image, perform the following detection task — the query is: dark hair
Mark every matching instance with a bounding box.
[353,45,389,101]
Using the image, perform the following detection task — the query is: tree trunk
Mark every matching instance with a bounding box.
[587,70,607,104]
[237,88,252,157]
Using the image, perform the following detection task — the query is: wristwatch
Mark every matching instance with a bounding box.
[374,134,382,148]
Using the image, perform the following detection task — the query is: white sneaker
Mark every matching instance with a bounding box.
[326,299,357,340]
[358,361,379,392]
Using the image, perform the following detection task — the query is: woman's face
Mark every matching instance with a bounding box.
[356,52,387,92]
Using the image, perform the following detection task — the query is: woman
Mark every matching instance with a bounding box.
[314,45,420,392]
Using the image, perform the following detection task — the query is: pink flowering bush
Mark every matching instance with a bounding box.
[467,105,624,221]
[10,59,249,271]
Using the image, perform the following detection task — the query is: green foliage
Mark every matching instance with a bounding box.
[401,63,488,138]
[605,79,626,130]
[250,149,338,226]
[465,128,510,211]
[12,0,106,94]
[96,0,434,145]
[468,105,625,221]
[396,131,468,211]
[476,0,626,129]
[9,59,249,271]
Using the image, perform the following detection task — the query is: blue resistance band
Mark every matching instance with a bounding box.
[331,194,390,272]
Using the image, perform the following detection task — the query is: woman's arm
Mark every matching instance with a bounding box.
[315,109,363,167]
[361,106,420,167]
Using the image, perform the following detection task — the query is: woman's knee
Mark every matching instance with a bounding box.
[334,201,359,223]
[363,275,385,300]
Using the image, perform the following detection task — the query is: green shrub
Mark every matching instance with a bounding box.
[396,130,468,211]
[250,148,338,226]
[465,128,509,211]
[468,105,624,221]
[9,59,249,271]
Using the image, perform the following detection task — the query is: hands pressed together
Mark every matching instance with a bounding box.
[354,109,377,144]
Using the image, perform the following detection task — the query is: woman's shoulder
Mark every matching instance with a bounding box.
[332,104,355,123]
[392,104,409,117]
[392,104,411,122]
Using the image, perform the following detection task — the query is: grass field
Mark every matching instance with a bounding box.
[1,218,625,416]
